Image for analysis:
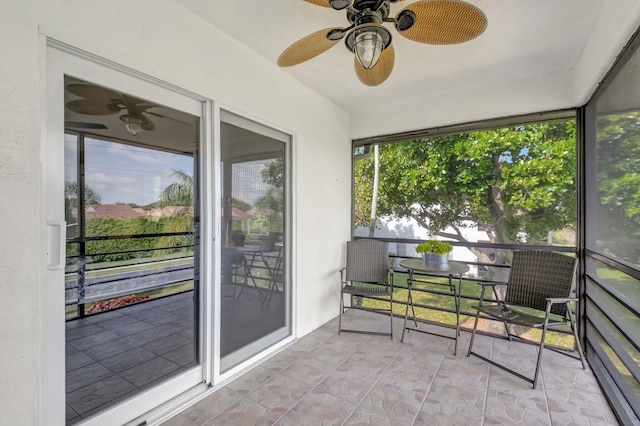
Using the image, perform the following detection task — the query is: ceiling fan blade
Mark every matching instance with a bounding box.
[145,110,194,126]
[66,83,122,102]
[395,0,487,45]
[141,115,155,131]
[303,0,352,9]
[278,27,344,67]
[66,99,119,115]
[121,94,157,111]
[65,121,108,130]
[354,43,395,86]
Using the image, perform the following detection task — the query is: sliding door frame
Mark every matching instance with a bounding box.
[44,39,210,425]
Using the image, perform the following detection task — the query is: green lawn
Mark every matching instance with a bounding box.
[361,271,577,348]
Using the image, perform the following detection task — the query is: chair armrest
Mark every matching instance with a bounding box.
[476,281,507,305]
[546,297,578,304]
[475,281,506,287]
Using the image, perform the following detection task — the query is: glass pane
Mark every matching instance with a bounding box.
[64,76,200,424]
[65,133,79,240]
[592,40,640,267]
[220,115,289,372]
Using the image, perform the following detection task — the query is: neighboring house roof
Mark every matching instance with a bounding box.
[232,207,251,218]
[147,206,190,217]
[85,204,247,218]
[85,204,145,218]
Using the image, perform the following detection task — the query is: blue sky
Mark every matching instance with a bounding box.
[65,135,194,206]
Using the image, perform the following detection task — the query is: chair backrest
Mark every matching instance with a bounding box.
[505,250,578,316]
[346,239,390,283]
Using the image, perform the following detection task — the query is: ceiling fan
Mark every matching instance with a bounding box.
[65,83,159,136]
[278,0,487,86]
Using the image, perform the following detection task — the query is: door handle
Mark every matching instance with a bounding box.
[47,219,66,270]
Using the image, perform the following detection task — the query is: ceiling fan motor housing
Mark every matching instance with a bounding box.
[347,1,391,24]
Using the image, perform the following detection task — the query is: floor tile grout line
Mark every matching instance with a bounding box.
[337,330,407,425]
[276,317,401,425]
[479,336,494,426]
[205,328,371,425]
[539,366,553,425]
[269,331,374,425]
[410,339,451,426]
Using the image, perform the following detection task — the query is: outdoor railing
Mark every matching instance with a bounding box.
[65,230,195,318]
[357,241,579,346]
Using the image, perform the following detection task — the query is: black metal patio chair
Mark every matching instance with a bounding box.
[467,250,587,388]
[338,239,394,339]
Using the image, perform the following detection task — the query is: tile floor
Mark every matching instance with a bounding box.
[65,292,198,424]
[161,309,619,426]
[66,286,285,425]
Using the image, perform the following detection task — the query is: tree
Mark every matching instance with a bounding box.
[64,181,102,237]
[354,120,577,273]
[369,145,380,238]
[255,157,285,233]
[155,170,195,255]
[258,157,285,211]
[158,169,194,207]
[594,112,640,263]
[65,180,101,211]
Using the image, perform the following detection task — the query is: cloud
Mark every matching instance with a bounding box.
[79,138,194,205]
[105,144,168,165]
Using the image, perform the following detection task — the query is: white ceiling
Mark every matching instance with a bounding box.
[173,0,624,119]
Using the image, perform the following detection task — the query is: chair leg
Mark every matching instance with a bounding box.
[338,291,344,335]
[533,304,554,389]
[567,303,587,370]
[467,308,481,356]
[401,283,416,342]
[467,284,487,356]
[389,294,393,340]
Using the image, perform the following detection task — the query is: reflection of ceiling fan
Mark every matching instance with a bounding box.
[278,0,487,86]
[65,83,160,136]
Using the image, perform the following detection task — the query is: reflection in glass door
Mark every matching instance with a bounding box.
[220,111,291,372]
[63,76,201,424]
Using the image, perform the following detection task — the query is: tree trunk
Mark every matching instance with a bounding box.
[368,145,380,238]
[357,145,381,308]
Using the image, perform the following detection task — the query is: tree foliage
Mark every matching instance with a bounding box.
[159,169,194,207]
[257,157,285,212]
[354,120,577,264]
[80,216,180,263]
[595,112,640,261]
[255,157,285,233]
[65,180,102,207]
[156,169,195,255]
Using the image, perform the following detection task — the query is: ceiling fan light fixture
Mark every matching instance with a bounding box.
[351,25,391,69]
[120,114,144,136]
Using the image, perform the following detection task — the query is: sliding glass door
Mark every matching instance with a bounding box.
[47,43,293,425]
[47,45,206,425]
[219,110,291,372]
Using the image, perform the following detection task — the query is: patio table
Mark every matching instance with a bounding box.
[399,258,469,355]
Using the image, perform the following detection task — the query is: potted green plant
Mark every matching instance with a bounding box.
[415,240,453,264]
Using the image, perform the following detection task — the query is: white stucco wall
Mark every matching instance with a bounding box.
[0,1,351,424]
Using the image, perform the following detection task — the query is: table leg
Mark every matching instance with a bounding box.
[401,270,412,342]
[451,273,461,355]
